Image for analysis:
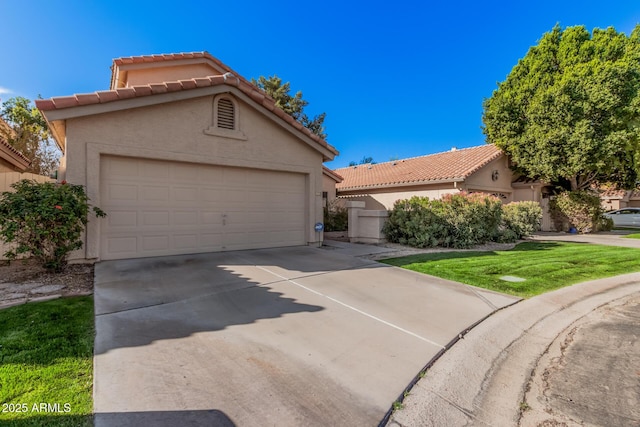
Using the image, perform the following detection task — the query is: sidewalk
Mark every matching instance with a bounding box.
[324,233,640,426]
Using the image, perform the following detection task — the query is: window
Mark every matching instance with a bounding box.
[204,94,247,140]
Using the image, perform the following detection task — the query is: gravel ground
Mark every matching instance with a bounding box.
[0,259,94,309]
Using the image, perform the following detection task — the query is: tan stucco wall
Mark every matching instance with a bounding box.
[340,184,460,210]
[64,93,324,260]
[124,64,221,87]
[462,156,514,201]
[322,174,338,206]
[0,159,15,172]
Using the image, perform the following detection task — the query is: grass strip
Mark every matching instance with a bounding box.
[0,296,94,426]
[382,242,640,298]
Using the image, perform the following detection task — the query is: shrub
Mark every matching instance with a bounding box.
[0,180,106,271]
[598,216,614,232]
[502,201,543,239]
[323,200,348,232]
[383,192,505,249]
[549,191,605,233]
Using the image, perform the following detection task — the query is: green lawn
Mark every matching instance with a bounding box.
[0,297,94,426]
[382,242,640,298]
[624,233,640,239]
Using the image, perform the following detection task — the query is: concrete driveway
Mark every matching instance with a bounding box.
[93,245,518,427]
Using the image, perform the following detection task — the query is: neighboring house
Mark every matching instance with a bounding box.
[322,166,343,207]
[0,138,30,173]
[600,189,640,211]
[331,144,553,231]
[36,52,338,261]
[0,118,29,173]
[334,145,531,209]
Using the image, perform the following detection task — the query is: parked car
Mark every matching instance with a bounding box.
[603,208,640,228]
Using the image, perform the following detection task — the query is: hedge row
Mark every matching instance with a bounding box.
[382,192,542,249]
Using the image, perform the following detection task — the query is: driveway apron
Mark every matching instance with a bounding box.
[93,246,518,426]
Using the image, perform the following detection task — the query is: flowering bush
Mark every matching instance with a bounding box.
[0,180,106,271]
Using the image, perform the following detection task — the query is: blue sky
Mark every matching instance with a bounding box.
[1,1,639,168]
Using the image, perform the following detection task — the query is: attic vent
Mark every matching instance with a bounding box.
[217,98,235,130]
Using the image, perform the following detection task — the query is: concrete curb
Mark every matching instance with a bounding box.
[386,272,640,427]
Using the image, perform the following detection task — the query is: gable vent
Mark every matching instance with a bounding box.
[217,98,235,129]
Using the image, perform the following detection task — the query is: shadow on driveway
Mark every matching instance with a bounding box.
[93,245,518,427]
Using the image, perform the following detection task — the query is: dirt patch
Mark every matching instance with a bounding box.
[0,259,94,309]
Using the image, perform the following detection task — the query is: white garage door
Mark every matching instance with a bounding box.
[100,156,307,260]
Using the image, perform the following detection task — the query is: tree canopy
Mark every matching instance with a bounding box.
[0,97,59,176]
[482,24,640,190]
[348,156,376,166]
[251,75,327,140]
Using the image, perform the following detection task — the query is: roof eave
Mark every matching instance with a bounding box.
[322,166,343,183]
[0,141,30,171]
[36,84,337,161]
[337,177,465,192]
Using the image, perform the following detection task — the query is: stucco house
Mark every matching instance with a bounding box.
[36,52,338,261]
[334,145,546,208]
[332,144,553,231]
[0,118,29,173]
[600,189,640,211]
[0,138,29,173]
[322,166,343,207]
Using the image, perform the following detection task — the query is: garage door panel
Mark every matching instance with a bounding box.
[107,184,138,202]
[142,235,170,251]
[174,211,198,225]
[142,211,170,226]
[141,162,169,179]
[100,157,307,260]
[171,163,199,181]
[107,210,138,228]
[141,186,170,202]
[106,236,138,255]
[107,157,139,177]
[173,187,198,202]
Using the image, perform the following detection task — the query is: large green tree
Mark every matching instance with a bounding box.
[482,24,640,190]
[251,75,327,139]
[0,97,59,176]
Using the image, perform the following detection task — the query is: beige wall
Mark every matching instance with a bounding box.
[124,64,221,87]
[64,93,324,260]
[340,184,460,210]
[0,159,15,172]
[462,156,514,201]
[322,174,338,206]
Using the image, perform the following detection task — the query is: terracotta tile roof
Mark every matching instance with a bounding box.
[0,138,30,170]
[112,51,236,74]
[599,189,628,198]
[110,51,247,89]
[36,52,337,156]
[335,145,503,191]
